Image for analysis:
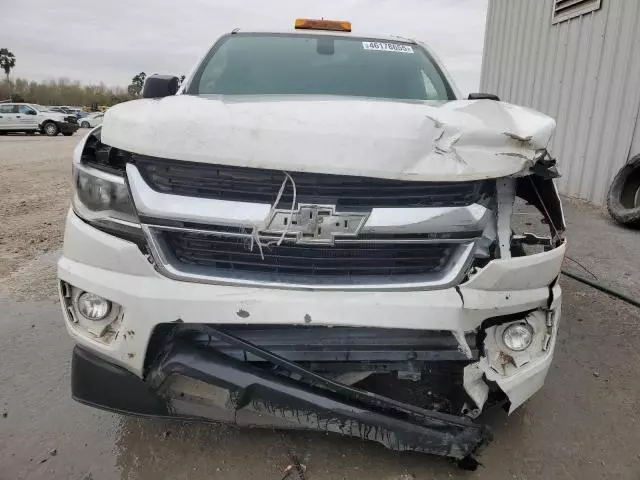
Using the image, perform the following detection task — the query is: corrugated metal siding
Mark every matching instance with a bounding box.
[480,0,640,204]
[630,104,640,162]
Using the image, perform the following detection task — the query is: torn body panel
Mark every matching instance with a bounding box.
[72,336,492,460]
[460,170,565,413]
[516,176,566,244]
[156,339,490,459]
[479,287,562,413]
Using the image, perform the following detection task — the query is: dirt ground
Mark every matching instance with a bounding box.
[0,135,73,300]
[1,134,640,480]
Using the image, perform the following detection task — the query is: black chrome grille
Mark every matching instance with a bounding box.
[163,230,456,279]
[135,156,488,208]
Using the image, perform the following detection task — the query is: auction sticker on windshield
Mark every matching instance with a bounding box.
[362,42,413,53]
[362,41,414,53]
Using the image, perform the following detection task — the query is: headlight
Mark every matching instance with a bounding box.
[502,322,533,352]
[61,282,122,340]
[74,168,136,222]
[76,292,111,321]
[72,127,142,242]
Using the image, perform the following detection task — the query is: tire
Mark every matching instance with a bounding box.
[62,132,74,136]
[42,121,59,136]
[81,121,90,128]
[607,155,640,228]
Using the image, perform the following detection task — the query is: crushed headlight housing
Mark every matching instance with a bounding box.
[72,127,143,242]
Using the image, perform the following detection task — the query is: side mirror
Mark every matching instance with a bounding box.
[27,110,37,115]
[142,75,180,99]
[468,93,500,101]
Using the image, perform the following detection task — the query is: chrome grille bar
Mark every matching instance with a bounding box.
[124,162,493,290]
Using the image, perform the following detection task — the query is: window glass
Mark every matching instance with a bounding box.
[189,34,453,101]
[0,105,14,114]
[18,105,36,114]
[421,72,439,99]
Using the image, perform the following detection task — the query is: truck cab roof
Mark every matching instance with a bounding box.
[228,27,417,44]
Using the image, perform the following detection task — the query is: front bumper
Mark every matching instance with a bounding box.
[57,121,79,134]
[72,339,491,460]
[59,210,564,458]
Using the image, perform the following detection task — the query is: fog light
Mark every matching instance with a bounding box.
[502,323,533,351]
[76,292,111,321]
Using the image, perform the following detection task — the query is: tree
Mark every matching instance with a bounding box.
[127,71,146,97]
[0,48,16,85]
[0,75,134,107]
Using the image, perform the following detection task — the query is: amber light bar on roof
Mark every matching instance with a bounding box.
[294,18,352,32]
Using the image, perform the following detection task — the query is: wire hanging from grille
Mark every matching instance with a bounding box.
[249,171,297,260]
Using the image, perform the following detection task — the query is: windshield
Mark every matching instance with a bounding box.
[188,33,454,101]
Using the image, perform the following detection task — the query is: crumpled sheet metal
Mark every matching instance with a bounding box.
[421,99,556,180]
[103,96,556,182]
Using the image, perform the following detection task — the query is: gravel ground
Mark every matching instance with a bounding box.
[0,134,74,300]
[1,134,639,479]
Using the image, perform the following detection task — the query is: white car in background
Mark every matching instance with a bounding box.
[0,103,78,135]
[79,113,104,128]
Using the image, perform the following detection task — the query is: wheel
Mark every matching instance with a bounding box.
[81,121,90,128]
[42,122,59,136]
[606,155,640,228]
[62,132,74,136]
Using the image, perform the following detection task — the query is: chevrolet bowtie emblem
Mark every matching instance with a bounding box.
[264,204,369,245]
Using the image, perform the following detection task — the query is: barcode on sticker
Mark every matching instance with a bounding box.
[362,42,414,53]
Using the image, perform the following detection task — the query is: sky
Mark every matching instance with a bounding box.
[2,0,488,95]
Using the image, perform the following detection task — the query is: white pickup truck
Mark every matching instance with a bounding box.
[0,103,78,136]
[58,19,566,465]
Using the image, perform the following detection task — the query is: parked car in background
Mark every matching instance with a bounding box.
[62,106,83,117]
[0,103,78,136]
[49,106,72,114]
[49,106,83,119]
[79,112,104,128]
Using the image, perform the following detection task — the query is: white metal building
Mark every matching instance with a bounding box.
[480,0,640,204]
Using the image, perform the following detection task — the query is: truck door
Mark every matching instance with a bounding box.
[17,105,39,130]
[0,104,16,129]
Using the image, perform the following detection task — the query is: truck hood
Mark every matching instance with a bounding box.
[102,95,555,181]
[44,112,68,121]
